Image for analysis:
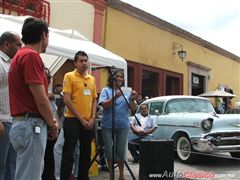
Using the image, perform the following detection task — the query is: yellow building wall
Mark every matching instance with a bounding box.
[104,7,240,99]
[49,0,94,41]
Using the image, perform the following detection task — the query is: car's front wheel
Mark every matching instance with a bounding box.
[230,152,240,158]
[176,135,198,163]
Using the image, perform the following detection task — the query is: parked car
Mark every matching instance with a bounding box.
[131,95,240,163]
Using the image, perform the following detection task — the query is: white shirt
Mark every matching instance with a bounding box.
[138,116,148,131]
[0,50,12,123]
[131,113,157,132]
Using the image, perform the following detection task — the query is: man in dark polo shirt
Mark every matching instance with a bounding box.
[8,17,58,180]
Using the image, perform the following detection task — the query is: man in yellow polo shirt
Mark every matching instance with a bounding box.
[60,51,97,180]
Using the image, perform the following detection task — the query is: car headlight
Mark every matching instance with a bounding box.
[201,118,213,131]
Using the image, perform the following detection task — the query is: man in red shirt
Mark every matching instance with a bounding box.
[8,17,58,180]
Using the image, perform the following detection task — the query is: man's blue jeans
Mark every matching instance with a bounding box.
[9,117,47,180]
[128,132,154,161]
[0,122,16,180]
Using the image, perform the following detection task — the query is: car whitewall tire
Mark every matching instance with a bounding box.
[176,135,198,163]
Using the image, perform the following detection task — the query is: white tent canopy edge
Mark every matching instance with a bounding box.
[0,14,128,85]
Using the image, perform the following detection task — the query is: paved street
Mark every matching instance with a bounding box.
[89,152,240,180]
[89,159,191,180]
[89,151,175,180]
[90,160,139,180]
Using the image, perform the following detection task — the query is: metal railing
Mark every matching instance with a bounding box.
[0,0,50,24]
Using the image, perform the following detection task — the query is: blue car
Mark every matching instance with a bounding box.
[132,95,240,163]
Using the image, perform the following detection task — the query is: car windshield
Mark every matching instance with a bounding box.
[165,98,215,113]
[149,101,164,115]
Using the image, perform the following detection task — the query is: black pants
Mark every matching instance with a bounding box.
[42,139,56,180]
[128,142,140,161]
[60,118,92,180]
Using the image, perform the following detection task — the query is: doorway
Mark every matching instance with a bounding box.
[142,70,159,98]
[191,73,205,96]
[166,75,180,95]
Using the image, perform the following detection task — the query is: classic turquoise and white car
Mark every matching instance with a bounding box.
[134,95,240,163]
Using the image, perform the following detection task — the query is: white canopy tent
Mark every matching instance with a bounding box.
[0,14,128,85]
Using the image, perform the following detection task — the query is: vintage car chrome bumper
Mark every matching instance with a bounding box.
[191,131,240,153]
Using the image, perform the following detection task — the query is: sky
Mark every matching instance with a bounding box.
[121,0,240,57]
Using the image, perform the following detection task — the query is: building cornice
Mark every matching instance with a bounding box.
[107,0,240,62]
[187,62,211,72]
